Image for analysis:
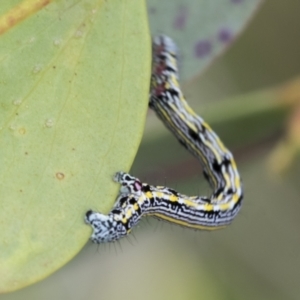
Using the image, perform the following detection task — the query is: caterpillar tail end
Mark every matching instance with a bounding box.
[85,171,140,244]
[85,210,120,243]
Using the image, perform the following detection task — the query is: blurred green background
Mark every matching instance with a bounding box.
[3,0,300,299]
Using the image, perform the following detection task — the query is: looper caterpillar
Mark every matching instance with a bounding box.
[85,36,243,243]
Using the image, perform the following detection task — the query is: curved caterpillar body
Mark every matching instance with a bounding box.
[85,35,243,243]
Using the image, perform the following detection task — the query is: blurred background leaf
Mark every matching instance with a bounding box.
[147,0,263,80]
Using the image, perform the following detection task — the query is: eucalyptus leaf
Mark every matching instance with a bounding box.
[0,0,150,292]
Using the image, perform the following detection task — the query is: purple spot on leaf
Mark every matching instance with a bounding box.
[218,28,233,43]
[194,40,212,58]
[148,6,156,14]
[173,6,188,30]
[231,0,243,3]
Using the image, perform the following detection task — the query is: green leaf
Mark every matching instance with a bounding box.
[0,0,150,293]
[147,0,263,80]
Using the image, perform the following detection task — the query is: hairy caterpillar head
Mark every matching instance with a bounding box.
[153,35,178,56]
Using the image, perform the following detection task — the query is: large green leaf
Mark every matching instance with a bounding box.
[0,0,150,293]
[148,0,263,80]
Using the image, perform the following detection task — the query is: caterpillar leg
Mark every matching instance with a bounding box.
[113,171,143,196]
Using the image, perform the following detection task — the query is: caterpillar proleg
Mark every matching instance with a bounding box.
[85,35,243,243]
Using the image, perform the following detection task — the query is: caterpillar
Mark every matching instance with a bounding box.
[85,35,243,243]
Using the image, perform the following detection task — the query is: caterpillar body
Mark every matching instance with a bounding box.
[85,36,243,243]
